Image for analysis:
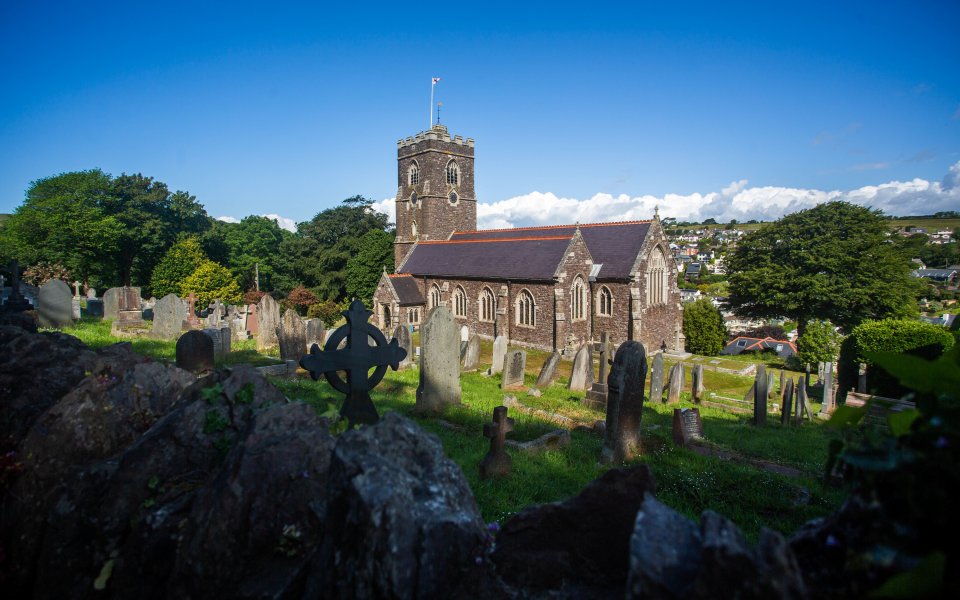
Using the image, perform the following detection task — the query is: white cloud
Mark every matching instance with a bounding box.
[215,215,240,224]
[215,214,298,232]
[369,197,396,224]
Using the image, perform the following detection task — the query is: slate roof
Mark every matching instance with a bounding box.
[400,221,653,281]
[387,274,424,305]
[721,336,797,358]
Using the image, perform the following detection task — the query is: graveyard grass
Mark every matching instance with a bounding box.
[49,320,845,543]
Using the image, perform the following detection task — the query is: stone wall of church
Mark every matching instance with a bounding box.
[591,281,633,349]
[630,219,684,354]
[553,235,594,352]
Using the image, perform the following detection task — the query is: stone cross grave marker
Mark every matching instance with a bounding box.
[584,332,612,409]
[416,305,461,413]
[183,292,201,329]
[781,378,794,426]
[479,405,514,479]
[72,280,82,297]
[649,352,664,403]
[2,262,33,313]
[754,364,768,425]
[602,341,647,464]
[300,299,407,426]
[535,350,561,387]
[501,349,527,390]
[672,407,705,447]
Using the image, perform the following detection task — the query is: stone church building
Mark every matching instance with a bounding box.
[372,123,683,354]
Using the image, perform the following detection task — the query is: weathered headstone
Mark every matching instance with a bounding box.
[256,294,280,351]
[805,363,811,389]
[460,325,470,342]
[567,343,594,392]
[246,303,259,335]
[71,283,81,318]
[300,300,406,425]
[37,279,74,328]
[584,333,613,409]
[103,287,121,320]
[691,364,705,402]
[220,326,232,355]
[819,362,834,416]
[767,372,776,400]
[817,362,825,385]
[754,364,768,425]
[601,341,648,464]
[86,288,97,299]
[744,382,756,405]
[779,370,786,398]
[416,306,461,412]
[305,318,324,348]
[202,327,226,360]
[672,407,705,447]
[462,334,481,371]
[117,287,143,323]
[176,329,215,373]
[479,406,514,479]
[666,363,684,404]
[535,350,561,387]
[649,352,665,402]
[208,299,223,327]
[489,335,508,375]
[501,349,527,390]
[796,378,812,423]
[392,324,413,369]
[278,308,307,362]
[85,298,104,318]
[857,363,867,394]
[781,378,795,426]
[151,293,187,339]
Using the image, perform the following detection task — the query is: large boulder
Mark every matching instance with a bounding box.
[491,466,656,597]
[317,412,487,599]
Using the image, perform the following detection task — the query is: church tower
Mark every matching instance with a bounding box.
[394,123,476,267]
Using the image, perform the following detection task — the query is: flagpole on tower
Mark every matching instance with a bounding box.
[430,77,441,128]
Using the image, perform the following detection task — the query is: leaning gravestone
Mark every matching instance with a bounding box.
[567,343,594,392]
[37,279,74,328]
[479,406,514,479]
[102,287,121,320]
[176,329,215,374]
[278,309,307,362]
[392,324,413,369]
[416,306,461,412]
[649,352,665,402]
[754,364,769,425]
[489,335,508,375]
[666,363,684,403]
[535,350,561,387]
[691,364,705,402]
[256,294,281,351]
[781,378,795,426]
[602,341,647,464]
[672,407,705,447]
[796,378,812,423]
[151,293,186,340]
[501,349,527,390]
[462,334,481,371]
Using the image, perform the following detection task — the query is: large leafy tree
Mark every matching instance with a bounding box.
[346,229,394,301]
[220,215,294,294]
[0,170,123,288]
[726,201,919,337]
[682,298,726,355]
[149,236,207,299]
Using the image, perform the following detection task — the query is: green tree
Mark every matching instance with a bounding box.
[682,298,727,355]
[180,260,242,307]
[149,236,208,299]
[726,201,919,337]
[0,170,123,288]
[795,319,842,365]
[345,229,394,301]
[220,215,294,294]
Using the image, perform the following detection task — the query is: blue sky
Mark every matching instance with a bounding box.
[2,1,958,230]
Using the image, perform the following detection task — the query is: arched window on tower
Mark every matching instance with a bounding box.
[411,220,418,238]
[446,160,460,186]
[647,247,668,306]
[516,289,536,327]
[429,284,442,309]
[479,287,495,322]
[408,162,420,186]
[597,286,613,316]
[571,276,586,321]
[453,285,467,318]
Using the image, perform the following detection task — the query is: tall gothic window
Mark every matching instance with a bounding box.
[479,287,495,322]
[647,247,668,306]
[408,162,420,185]
[429,284,442,309]
[453,285,467,318]
[408,307,420,324]
[597,286,613,316]
[446,160,460,185]
[571,276,586,321]
[516,289,535,327]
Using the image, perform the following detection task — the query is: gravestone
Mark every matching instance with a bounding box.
[392,324,413,369]
[796,378,812,423]
[819,362,834,416]
[743,382,756,405]
[182,292,201,329]
[72,280,82,298]
[176,330,214,374]
[479,406,514,479]
[754,364,768,425]
[857,363,867,394]
[37,279,74,328]
[601,341,648,464]
[103,287,121,320]
[152,293,186,340]
[691,364,705,402]
[805,363,811,389]
[666,363,684,404]
[85,298,104,318]
[278,309,307,362]
[220,326,232,355]
[767,372,776,400]
[202,327,226,360]
[489,335,508,375]
[208,299,223,327]
[817,362,825,385]
[416,306,461,412]
[779,370,786,398]
[535,350,561,387]
[1,261,33,312]
[256,294,281,351]
[501,349,527,390]
[781,378,795,426]
[460,325,470,342]
[567,343,594,392]
[86,288,97,299]
[246,303,259,335]
[71,281,82,319]
[306,318,325,349]
[462,334,481,371]
[460,340,468,361]
[672,407,705,447]
[584,333,613,409]
[111,286,146,334]
[300,300,407,425]
[649,352,665,402]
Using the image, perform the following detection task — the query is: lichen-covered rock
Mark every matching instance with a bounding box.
[318,412,486,599]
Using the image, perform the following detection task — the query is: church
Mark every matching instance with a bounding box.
[372,123,684,355]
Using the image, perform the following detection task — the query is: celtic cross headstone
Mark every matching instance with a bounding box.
[3,260,32,312]
[299,299,407,426]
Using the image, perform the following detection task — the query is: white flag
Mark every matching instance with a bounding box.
[432,77,441,84]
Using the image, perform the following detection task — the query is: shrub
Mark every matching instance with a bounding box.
[796,319,842,366]
[286,285,319,315]
[150,237,206,299]
[307,300,343,328]
[838,318,954,397]
[22,261,71,286]
[180,260,243,308]
[243,289,265,305]
[682,298,726,355]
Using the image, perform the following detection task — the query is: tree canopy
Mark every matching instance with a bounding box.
[725,201,919,335]
[682,298,726,355]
